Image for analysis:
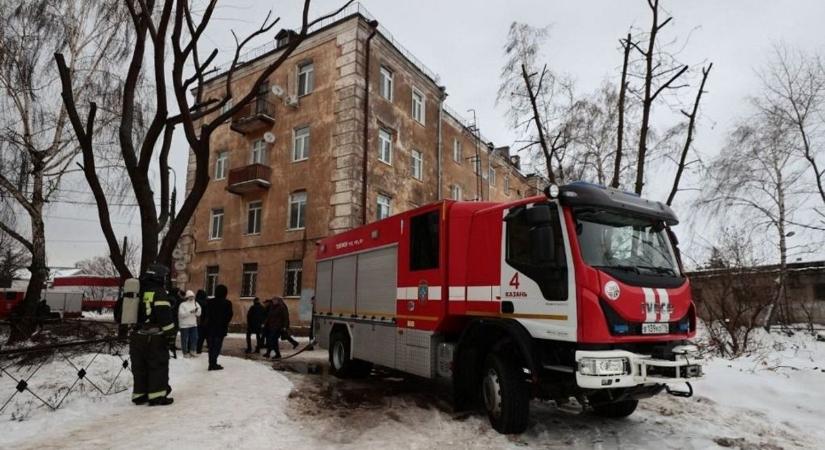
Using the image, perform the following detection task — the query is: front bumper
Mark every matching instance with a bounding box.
[574,349,703,389]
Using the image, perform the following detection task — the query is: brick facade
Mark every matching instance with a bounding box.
[180,13,541,325]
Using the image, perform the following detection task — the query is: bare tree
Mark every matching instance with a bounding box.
[611,33,634,189]
[753,45,825,228]
[700,109,808,328]
[55,0,354,280]
[666,63,712,206]
[0,0,130,341]
[76,244,139,278]
[630,0,690,195]
[497,22,580,184]
[695,228,774,357]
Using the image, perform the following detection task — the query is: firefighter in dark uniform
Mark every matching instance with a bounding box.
[130,264,176,406]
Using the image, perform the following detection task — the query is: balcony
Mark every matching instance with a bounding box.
[226,164,272,195]
[230,97,275,135]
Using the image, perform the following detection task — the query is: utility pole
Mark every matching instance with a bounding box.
[467,109,482,201]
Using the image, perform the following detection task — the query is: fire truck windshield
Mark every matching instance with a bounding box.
[574,209,680,278]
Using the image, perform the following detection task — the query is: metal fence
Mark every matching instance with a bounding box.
[0,321,130,418]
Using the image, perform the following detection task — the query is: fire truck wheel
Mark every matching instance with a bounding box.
[590,399,638,418]
[481,353,530,434]
[329,329,372,378]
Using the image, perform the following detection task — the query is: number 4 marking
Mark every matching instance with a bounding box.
[509,272,520,290]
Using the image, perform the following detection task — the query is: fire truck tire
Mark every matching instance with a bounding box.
[329,329,371,378]
[590,399,638,418]
[482,353,530,434]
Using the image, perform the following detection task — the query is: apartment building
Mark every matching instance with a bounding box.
[178,5,542,324]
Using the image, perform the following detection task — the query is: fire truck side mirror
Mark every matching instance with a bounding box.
[530,224,555,263]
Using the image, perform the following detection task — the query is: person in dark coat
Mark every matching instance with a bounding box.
[245,297,266,353]
[262,297,288,359]
[278,297,299,349]
[195,290,208,354]
[203,284,233,371]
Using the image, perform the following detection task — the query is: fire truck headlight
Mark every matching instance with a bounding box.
[578,357,629,376]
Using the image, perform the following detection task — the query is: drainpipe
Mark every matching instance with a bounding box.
[361,20,379,226]
[436,88,446,200]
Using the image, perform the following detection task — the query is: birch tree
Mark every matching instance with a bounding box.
[0,0,129,341]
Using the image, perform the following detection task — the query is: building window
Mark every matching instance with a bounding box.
[284,260,303,297]
[241,263,258,298]
[220,98,233,115]
[377,194,392,220]
[411,88,425,124]
[288,191,307,229]
[209,208,224,240]
[379,66,393,101]
[246,201,262,235]
[251,139,266,164]
[411,149,423,180]
[293,126,310,161]
[297,62,314,96]
[453,138,462,163]
[504,176,510,194]
[215,151,228,180]
[451,185,462,201]
[205,266,219,297]
[378,128,392,165]
[489,167,496,187]
[256,82,269,115]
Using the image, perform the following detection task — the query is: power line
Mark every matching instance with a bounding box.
[44,215,137,226]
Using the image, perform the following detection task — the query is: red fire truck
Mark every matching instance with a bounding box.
[314,182,702,434]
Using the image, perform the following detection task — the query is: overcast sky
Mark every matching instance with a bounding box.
[41,0,825,269]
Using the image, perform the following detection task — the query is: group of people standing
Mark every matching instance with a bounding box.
[244,296,298,359]
[175,285,234,371]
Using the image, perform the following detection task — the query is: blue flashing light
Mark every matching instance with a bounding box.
[613,324,629,334]
[678,322,690,332]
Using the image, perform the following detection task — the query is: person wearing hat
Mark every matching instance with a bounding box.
[178,290,201,358]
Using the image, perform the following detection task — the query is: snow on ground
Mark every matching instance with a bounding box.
[0,330,822,449]
[80,311,115,322]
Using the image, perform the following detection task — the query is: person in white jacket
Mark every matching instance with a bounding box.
[178,290,202,357]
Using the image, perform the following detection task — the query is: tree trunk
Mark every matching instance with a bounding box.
[612,33,631,189]
[635,3,659,195]
[7,166,47,344]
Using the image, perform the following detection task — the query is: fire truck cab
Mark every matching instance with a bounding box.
[314,182,702,434]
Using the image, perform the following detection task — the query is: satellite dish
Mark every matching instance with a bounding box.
[271,84,285,98]
[174,261,186,271]
[263,132,276,143]
[172,248,184,259]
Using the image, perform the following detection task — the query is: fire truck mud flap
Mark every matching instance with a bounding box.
[574,349,703,390]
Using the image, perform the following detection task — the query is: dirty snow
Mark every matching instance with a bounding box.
[0,329,822,449]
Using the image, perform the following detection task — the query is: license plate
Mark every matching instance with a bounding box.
[641,323,669,334]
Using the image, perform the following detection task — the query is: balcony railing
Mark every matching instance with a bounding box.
[226,163,272,195]
[230,97,276,135]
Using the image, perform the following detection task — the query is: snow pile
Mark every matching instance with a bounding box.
[1,355,304,450]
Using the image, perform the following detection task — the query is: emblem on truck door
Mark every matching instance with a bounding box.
[418,281,428,304]
[604,281,621,301]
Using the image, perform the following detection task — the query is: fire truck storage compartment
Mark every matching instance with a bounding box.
[316,245,397,318]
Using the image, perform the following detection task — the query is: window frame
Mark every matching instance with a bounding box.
[251,139,266,165]
[504,176,510,195]
[292,126,310,162]
[411,87,425,125]
[284,260,303,297]
[451,184,462,201]
[297,62,314,97]
[452,138,462,164]
[241,263,258,298]
[209,208,224,240]
[504,203,568,301]
[488,167,496,188]
[379,66,393,101]
[411,149,423,180]
[288,190,307,230]
[378,128,393,165]
[246,200,262,235]
[215,150,228,180]
[205,266,219,297]
[377,193,392,220]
